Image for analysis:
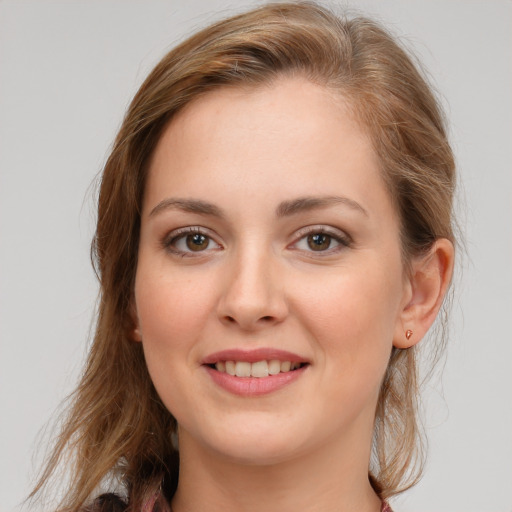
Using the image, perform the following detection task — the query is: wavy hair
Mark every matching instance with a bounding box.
[31,2,456,510]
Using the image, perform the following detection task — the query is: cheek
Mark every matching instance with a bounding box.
[134,267,217,355]
[291,262,403,369]
[134,267,219,416]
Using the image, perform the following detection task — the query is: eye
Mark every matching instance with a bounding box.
[164,227,221,255]
[183,232,210,252]
[306,233,335,251]
[292,227,351,254]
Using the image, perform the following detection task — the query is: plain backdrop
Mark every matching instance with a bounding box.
[1,1,511,511]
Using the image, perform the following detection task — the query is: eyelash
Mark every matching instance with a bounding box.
[162,226,222,257]
[162,225,352,257]
[290,226,352,255]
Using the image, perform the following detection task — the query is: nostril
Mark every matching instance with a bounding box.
[261,316,273,322]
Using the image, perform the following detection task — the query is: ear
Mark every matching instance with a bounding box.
[129,301,143,342]
[394,238,454,349]
[132,325,142,342]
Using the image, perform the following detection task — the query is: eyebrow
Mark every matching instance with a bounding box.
[276,196,368,218]
[149,195,368,219]
[149,198,224,218]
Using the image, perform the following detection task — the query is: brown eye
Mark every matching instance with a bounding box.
[185,233,210,251]
[165,227,222,256]
[307,233,332,251]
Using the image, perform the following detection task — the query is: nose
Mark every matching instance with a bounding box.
[216,247,288,331]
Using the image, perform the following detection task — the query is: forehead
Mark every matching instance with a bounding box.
[166,77,366,156]
[144,77,392,221]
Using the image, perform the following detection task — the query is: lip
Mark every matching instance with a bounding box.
[202,348,310,397]
[204,364,308,396]
[202,348,309,365]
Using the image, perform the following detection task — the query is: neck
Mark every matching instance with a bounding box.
[171,428,382,512]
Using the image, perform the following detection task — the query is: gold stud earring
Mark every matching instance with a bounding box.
[405,329,413,341]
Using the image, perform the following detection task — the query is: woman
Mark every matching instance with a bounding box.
[31,3,456,511]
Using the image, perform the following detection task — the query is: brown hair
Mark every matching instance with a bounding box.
[32,2,455,510]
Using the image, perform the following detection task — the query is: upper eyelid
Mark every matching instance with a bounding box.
[292,224,351,241]
[162,226,222,248]
[166,225,216,238]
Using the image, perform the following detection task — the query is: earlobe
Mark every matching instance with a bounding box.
[394,238,454,349]
[132,326,142,342]
[130,302,143,342]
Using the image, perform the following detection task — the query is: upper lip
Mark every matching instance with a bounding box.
[202,348,309,365]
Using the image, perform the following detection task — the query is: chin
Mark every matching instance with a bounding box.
[211,438,303,467]
[180,414,310,466]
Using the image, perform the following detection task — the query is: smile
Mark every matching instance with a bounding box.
[202,349,310,396]
[212,360,304,378]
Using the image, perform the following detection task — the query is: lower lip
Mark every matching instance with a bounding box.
[204,365,308,396]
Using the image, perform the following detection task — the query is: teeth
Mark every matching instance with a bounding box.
[235,361,251,377]
[225,361,236,376]
[214,359,303,378]
[251,360,269,377]
[268,360,281,375]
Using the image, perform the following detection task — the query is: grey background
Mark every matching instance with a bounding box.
[1,1,511,511]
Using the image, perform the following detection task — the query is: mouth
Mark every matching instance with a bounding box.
[202,349,310,396]
[208,360,307,378]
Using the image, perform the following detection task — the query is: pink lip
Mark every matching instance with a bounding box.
[204,365,308,396]
[202,348,310,397]
[202,348,308,365]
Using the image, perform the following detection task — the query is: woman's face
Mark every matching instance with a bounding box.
[134,77,411,464]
